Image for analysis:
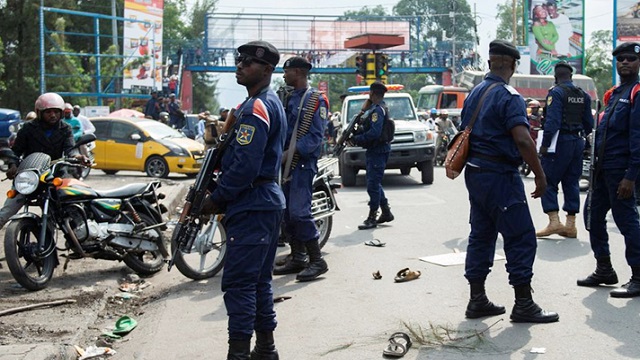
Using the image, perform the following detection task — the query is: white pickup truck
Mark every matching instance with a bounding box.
[337,92,436,186]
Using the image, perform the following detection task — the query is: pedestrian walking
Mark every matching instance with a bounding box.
[577,42,640,298]
[461,39,558,323]
[536,61,592,238]
[200,40,286,359]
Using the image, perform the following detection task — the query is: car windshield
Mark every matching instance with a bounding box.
[347,97,417,121]
[139,120,185,138]
[416,93,438,110]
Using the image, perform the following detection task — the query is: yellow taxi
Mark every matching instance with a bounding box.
[89,117,205,178]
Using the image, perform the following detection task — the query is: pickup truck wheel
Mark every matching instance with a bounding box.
[340,162,357,187]
[419,160,434,185]
[400,167,411,175]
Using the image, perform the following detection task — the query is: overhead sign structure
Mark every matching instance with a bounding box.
[122,0,164,93]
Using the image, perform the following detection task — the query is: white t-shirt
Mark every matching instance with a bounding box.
[548,13,572,56]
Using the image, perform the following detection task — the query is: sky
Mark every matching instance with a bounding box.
[207,0,614,108]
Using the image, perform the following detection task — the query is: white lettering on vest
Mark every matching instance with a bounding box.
[567,97,584,104]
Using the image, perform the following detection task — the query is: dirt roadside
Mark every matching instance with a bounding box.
[0,179,188,360]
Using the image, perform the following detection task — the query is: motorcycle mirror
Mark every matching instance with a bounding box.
[74,134,97,148]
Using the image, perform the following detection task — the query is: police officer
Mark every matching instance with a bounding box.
[273,56,330,282]
[578,42,640,298]
[352,81,394,230]
[536,62,592,238]
[202,40,286,359]
[461,40,558,323]
[167,93,184,128]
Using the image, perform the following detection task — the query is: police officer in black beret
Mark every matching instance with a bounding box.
[274,55,331,281]
[460,39,558,323]
[536,61,592,239]
[578,42,640,298]
[351,81,395,230]
[204,39,287,359]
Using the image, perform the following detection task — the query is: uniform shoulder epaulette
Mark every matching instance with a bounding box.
[503,84,520,96]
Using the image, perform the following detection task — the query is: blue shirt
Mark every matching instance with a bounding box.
[542,80,593,148]
[284,88,328,172]
[596,79,640,181]
[461,73,529,172]
[211,89,287,219]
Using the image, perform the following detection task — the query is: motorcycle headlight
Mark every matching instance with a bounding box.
[414,130,429,144]
[14,171,39,195]
[8,124,16,133]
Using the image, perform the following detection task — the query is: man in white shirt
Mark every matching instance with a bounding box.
[73,105,95,134]
[546,0,573,58]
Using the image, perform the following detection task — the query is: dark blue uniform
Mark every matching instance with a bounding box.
[587,80,640,266]
[210,89,287,341]
[461,73,536,286]
[353,103,391,211]
[168,100,183,128]
[540,81,592,213]
[283,88,328,243]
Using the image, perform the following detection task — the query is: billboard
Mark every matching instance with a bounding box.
[526,0,585,75]
[615,0,640,42]
[122,0,164,92]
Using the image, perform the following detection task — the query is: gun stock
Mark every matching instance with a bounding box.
[586,100,601,231]
[220,108,237,137]
[333,99,371,157]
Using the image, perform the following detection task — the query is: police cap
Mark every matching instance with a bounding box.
[237,41,280,67]
[283,56,312,70]
[369,81,387,95]
[554,61,573,73]
[489,39,521,60]
[612,42,640,56]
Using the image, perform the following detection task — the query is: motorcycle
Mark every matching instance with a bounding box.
[169,155,340,280]
[3,134,169,291]
[435,128,455,166]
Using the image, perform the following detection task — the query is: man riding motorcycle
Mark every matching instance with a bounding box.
[435,109,457,152]
[0,92,88,229]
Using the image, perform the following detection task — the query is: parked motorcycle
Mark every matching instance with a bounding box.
[170,156,340,280]
[3,134,169,291]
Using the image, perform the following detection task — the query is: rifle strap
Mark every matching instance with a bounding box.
[283,89,319,180]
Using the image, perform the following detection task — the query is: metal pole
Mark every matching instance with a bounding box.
[95,18,102,106]
[512,0,517,44]
[39,0,45,94]
[112,0,121,108]
[451,11,456,74]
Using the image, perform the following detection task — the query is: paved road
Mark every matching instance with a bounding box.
[102,166,639,360]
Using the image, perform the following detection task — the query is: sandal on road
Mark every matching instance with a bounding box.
[394,268,421,283]
[383,331,412,358]
[364,239,386,247]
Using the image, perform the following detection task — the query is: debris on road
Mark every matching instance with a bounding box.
[75,344,117,359]
[0,299,77,317]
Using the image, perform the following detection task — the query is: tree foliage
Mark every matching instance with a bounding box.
[584,30,613,96]
[495,0,525,46]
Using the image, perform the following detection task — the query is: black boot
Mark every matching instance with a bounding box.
[296,239,328,282]
[610,266,640,298]
[376,203,395,224]
[358,209,378,230]
[577,256,618,287]
[250,331,279,360]
[273,240,308,275]
[465,282,506,319]
[227,339,251,360]
[510,284,559,323]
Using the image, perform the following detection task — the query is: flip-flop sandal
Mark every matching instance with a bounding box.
[364,239,386,247]
[112,316,138,335]
[394,268,421,283]
[383,331,412,358]
[372,270,382,280]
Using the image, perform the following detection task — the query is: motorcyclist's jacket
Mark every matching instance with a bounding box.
[11,119,79,165]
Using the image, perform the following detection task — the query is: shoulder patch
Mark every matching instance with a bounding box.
[252,99,270,129]
[547,96,553,106]
[320,106,327,120]
[372,112,378,122]
[236,124,255,145]
[503,84,520,96]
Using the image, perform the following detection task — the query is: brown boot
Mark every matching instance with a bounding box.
[536,211,563,237]
[558,214,577,238]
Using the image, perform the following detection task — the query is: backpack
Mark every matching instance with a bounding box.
[379,107,395,144]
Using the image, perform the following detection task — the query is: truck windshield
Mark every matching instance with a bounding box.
[348,97,417,121]
[416,93,438,110]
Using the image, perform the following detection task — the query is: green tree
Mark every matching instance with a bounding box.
[46,17,91,95]
[340,5,390,20]
[0,35,5,94]
[584,30,613,97]
[495,0,525,46]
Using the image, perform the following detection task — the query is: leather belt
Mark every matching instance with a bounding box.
[469,151,519,166]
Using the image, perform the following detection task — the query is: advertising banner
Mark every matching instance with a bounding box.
[123,0,163,92]
[526,0,585,75]
[615,0,640,42]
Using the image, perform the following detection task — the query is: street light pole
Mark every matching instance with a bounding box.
[512,0,517,44]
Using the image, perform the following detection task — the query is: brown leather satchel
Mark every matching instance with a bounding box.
[445,83,499,179]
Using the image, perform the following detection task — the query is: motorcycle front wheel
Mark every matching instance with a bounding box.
[122,213,167,275]
[171,215,227,280]
[316,216,333,249]
[4,218,57,291]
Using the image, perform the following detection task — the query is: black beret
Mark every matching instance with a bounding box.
[554,61,573,73]
[370,81,387,95]
[612,42,640,56]
[489,39,521,60]
[237,41,280,67]
[283,56,312,70]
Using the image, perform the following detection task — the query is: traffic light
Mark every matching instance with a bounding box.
[375,53,389,83]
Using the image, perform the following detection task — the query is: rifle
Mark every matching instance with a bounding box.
[586,100,601,231]
[332,99,371,157]
[168,108,238,270]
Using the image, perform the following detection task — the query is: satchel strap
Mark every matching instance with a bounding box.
[465,82,500,132]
